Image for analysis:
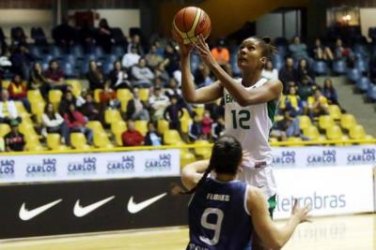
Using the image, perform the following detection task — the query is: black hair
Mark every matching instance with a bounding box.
[184,135,243,194]
[254,37,276,61]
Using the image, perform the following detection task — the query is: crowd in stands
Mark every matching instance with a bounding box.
[0,18,374,152]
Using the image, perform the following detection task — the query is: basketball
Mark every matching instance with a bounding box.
[172,6,211,44]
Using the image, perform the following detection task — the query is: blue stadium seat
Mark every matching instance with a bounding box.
[111,45,125,57]
[313,60,328,75]
[70,44,84,59]
[272,54,284,71]
[366,84,376,102]
[347,68,361,83]
[28,45,42,59]
[190,52,201,73]
[355,59,369,73]
[49,45,63,58]
[332,60,347,75]
[93,46,105,58]
[62,62,77,78]
[356,77,371,92]
[62,54,76,65]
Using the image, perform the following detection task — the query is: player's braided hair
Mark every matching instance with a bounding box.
[183,136,243,194]
[256,37,276,61]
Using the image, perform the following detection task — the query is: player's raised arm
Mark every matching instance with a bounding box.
[181,160,210,191]
[178,42,223,104]
[247,188,310,249]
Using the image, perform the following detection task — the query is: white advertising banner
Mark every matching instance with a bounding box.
[0,149,180,183]
[273,165,375,219]
[271,145,376,168]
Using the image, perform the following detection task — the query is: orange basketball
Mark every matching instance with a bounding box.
[172,6,211,44]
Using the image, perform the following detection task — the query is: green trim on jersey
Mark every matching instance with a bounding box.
[267,100,277,123]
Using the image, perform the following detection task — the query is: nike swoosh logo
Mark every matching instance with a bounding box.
[73,196,115,217]
[19,199,62,221]
[127,193,167,214]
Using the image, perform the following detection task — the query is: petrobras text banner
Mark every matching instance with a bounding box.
[273,165,374,219]
[271,145,376,168]
[0,149,180,183]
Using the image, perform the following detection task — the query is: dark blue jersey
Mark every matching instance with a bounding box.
[187,178,253,250]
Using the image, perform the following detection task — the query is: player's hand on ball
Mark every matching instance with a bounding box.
[194,35,217,67]
[177,41,194,58]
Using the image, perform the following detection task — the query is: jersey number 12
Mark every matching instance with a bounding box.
[231,110,251,129]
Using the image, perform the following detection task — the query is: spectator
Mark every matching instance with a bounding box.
[63,103,93,145]
[42,102,70,145]
[52,16,77,49]
[149,86,170,121]
[188,112,203,142]
[78,20,95,54]
[11,28,27,47]
[279,86,303,117]
[80,93,102,122]
[153,62,170,86]
[312,38,334,62]
[297,76,315,110]
[334,38,355,67]
[96,18,112,54]
[4,119,25,152]
[288,36,308,60]
[164,42,180,76]
[127,34,144,55]
[308,88,329,119]
[164,95,183,130]
[0,89,19,124]
[210,39,230,66]
[193,63,213,88]
[44,59,68,92]
[7,74,30,112]
[121,119,144,146]
[297,58,315,83]
[126,87,150,121]
[322,78,341,106]
[122,45,141,69]
[87,60,106,91]
[109,60,132,90]
[279,57,298,93]
[59,90,77,115]
[270,110,302,141]
[145,44,164,69]
[144,121,162,146]
[211,116,225,141]
[131,57,155,88]
[201,110,213,140]
[10,45,34,80]
[99,80,119,110]
[261,60,279,80]
[29,62,50,99]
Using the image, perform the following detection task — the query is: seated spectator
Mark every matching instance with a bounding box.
[288,36,308,61]
[29,62,50,99]
[145,44,164,69]
[279,57,298,93]
[0,89,20,124]
[279,86,303,117]
[261,60,279,80]
[149,86,170,121]
[109,60,132,90]
[80,93,102,122]
[121,119,144,146]
[87,60,106,91]
[297,58,315,83]
[42,102,70,145]
[10,45,34,80]
[334,38,355,67]
[201,110,213,140]
[164,42,180,76]
[297,76,315,110]
[210,39,230,66]
[127,34,144,56]
[99,80,120,109]
[164,95,183,130]
[52,16,77,49]
[126,87,149,121]
[44,59,68,92]
[308,88,329,119]
[130,57,155,88]
[211,116,225,141]
[78,20,95,54]
[95,18,112,54]
[144,121,162,146]
[153,62,170,86]
[188,112,203,142]
[11,28,27,47]
[122,45,141,69]
[270,110,303,141]
[59,90,78,115]
[4,119,25,152]
[312,38,334,62]
[193,63,212,88]
[7,74,30,112]
[322,78,344,111]
[63,103,93,145]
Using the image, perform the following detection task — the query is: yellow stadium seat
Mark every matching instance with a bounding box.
[298,115,312,130]
[2,80,10,89]
[340,114,357,131]
[70,133,91,150]
[66,79,82,97]
[318,115,334,131]
[180,117,192,134]
[157,119,169,135]
[0,124,10,137]
[111,120,127,134]
[19,122,37,136]
[326,125,348,141]
[194,140,212,159]
[27,90,44,103]
[25,134,44,151]
[286,137,303,146]
[193,105,205,118]
[105,109,122,125]
[180,150,197,167]
[138,88,150,102]
[86,121,105,134]
[31,101,46,123]
[181,108,191,120]
[94,89,102,103]
[328,105,342,120]
[303,126,321,140]
[46,133,68,150]
[117,89,132,112]
[163,130,184,145]
[48,90,63,109]
[94,132,114,149]
[349,125,367,140]
[134,120,148,136]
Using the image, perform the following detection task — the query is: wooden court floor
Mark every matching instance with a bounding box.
[0,214,375,250]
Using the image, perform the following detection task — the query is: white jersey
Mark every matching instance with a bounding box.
[223,78,278,198]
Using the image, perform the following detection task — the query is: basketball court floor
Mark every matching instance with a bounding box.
[1,214,374,250]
